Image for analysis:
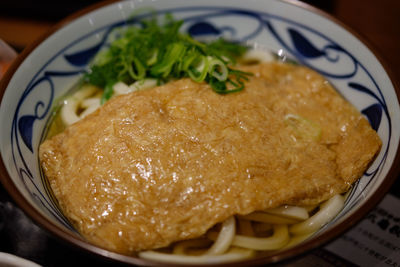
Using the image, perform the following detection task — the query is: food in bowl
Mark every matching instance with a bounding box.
[37,15,382,264]
[9,5,380,264]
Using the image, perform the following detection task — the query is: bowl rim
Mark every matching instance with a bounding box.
[0,0,399,266]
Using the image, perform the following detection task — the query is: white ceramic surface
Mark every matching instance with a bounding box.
[0,0,399,265]
[0,252,41,267]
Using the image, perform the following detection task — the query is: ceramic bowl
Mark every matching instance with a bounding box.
[0,252,41,267]
[0,0,399,266]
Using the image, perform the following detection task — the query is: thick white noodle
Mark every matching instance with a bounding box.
[241,49,274,63]
[232,225,289,250]
[289,194,344,235]
[61,99,80,126]
[61,85,99,126]
[112,81,130,95]
[173,239,212,255]
[282,232,313,249]
[62,78,157,126]
[114,79,158,96]
[265,205,309,220]
[131,79,158,91]
[205,216,236,255]
[79,97,101,118]
[138,248,254,264]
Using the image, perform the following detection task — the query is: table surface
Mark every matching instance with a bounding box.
[0,0,399,266]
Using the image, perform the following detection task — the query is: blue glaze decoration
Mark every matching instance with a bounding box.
[188,21,221,36]
[16,70,84,154]
[362,104,383,132]
[64,43,103,67]
[288,28,325,58]
[265,20,359,79]
[347,82,385,132]
[10,70,85,229]
[63,22,125,67]
[18,115,36,152]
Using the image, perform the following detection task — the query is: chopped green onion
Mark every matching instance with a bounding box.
[151,42,186,77]
[101,81,116,104]
[284,114,321,141]
[126,57,146,80]
[146,50,158,66]
[84,14,251,102]
[208,58,228,81]
[188,55,209,82]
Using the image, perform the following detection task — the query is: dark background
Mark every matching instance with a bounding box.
[0,0,334,21]
[0,0,399,266]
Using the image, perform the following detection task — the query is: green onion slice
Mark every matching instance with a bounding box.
[188,55,209,82]
[84,14,252,102]
[208,57,228,82]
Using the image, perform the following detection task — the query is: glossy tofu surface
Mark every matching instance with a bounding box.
[39,62,381,253]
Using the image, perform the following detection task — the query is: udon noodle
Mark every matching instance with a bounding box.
[136,194,345,264]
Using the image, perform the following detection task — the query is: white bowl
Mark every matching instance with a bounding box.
[0,0,399,265]
[0,252,41,267]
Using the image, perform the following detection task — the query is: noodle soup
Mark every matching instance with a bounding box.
[38,16,381,264]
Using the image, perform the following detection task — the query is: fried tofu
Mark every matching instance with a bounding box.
[39,62,381,253]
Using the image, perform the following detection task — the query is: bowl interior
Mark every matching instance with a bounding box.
[0,0,399,265]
